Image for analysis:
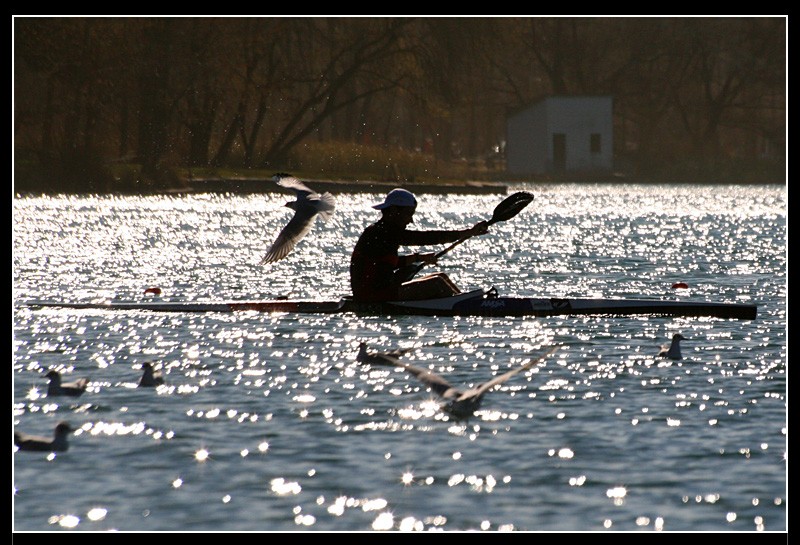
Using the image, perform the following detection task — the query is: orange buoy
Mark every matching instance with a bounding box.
[144,287,162,295]
[671,282,689,290]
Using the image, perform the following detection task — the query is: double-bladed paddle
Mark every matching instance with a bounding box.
[393,191,534,284]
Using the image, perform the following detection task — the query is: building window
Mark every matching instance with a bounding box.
[590,133,602,154]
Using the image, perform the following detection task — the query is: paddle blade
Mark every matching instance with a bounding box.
[489,191,534,224]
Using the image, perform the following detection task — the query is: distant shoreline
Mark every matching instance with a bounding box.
[13,175,784,197]
[178,177,509,195]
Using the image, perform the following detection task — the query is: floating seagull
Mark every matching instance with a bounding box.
[45,370,89,397]
[359,344,558,420]
[356,342,412,365]
[259,173,336,265]
[14,421,73,452]
[138,362,165,387]
[658,333,686,360]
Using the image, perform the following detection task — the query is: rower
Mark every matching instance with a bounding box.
[349,188,488,303]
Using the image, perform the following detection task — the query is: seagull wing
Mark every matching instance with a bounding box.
[404,364,459,398]
[311,192,336,222]
[370,356,458,398]
[658,340,675,358]
[276,175,314,196]
[64,378,89,390]
[469,346,557,399]
[259,206,319,265]
[276,176,336,219]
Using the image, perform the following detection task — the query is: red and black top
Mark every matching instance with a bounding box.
[350,219,469,302]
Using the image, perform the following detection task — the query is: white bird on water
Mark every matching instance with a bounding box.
[356,342,412,365]
[15,421,73,452]
[259,173,336,265]
[45,370,89,397]
[358,344,558,420]
[658,333,686,360]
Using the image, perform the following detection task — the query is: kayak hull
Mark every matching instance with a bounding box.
[24,289,757,320]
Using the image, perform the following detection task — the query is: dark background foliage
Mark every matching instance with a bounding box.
[13,16,786,192]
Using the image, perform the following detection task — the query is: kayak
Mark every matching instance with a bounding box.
[25,288,757,319]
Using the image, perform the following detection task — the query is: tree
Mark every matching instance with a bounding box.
[256,18,418,167]
[675,17,785,170]
[13,16,785,189]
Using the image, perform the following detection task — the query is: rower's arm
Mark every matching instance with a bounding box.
[401,219,489,245]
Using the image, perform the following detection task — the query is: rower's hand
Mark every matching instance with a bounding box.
[468,220,489,237]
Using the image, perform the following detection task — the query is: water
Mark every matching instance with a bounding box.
[12,183,786,532]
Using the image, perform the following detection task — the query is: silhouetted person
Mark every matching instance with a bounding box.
[350,188,487,302]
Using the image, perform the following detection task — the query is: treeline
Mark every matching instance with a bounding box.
[13,17,785,191]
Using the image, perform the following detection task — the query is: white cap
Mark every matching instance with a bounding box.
[372,188,417,209]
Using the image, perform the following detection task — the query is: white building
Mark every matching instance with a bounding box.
[506,95,613,176]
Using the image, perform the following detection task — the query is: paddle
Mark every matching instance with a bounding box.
[393,191,535,285]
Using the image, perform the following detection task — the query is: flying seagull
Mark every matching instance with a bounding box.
[658,333,686,360]
[138,362,165,387]
[45,370,89,397]
[259,173,336,265]
[15,421,73,452]
[359,344,558,420]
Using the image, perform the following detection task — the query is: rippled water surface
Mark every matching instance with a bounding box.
[13,183,786,532]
